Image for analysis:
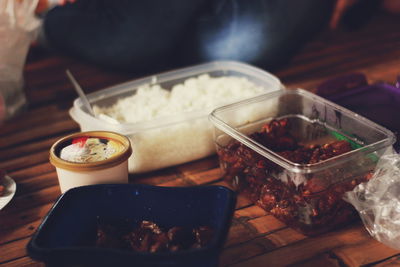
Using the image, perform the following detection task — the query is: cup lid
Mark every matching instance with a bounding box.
[49,131,132,172]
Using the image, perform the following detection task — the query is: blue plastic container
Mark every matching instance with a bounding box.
[316,73,400,151]
[27,184,236,267]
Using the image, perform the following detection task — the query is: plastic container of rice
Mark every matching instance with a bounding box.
[69,61,281,173]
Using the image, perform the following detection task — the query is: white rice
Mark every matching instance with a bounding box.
[93,74,265,124]
[91,74,273,173]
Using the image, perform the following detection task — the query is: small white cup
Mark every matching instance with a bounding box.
[50,131,132,193]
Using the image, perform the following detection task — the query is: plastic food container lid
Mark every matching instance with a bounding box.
[69,61,282,134]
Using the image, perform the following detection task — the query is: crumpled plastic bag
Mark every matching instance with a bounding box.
[344,147,400,250]
[0,0,41,121]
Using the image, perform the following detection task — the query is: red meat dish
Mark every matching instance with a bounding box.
[96,220,214,253]
[217,118,373,235]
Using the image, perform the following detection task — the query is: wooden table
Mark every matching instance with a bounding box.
[1,10,400,267]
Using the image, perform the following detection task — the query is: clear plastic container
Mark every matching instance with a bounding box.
[69,61,281,173]
[0,78,26,121]
[209,89,396,235]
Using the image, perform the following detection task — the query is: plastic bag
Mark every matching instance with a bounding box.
[344,147,400,250]
[0,0,41,121]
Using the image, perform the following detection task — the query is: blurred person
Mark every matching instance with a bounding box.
[34,0,392,73]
